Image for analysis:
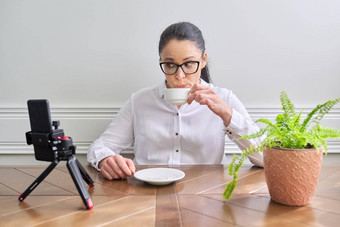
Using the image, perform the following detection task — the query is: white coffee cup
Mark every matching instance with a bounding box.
[164,88,191,105]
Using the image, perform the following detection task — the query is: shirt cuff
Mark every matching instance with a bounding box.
[248,152,264,167]
[90,149,116,171]
[223,109,243,137]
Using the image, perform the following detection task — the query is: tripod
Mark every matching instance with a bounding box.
[18,135,95,210]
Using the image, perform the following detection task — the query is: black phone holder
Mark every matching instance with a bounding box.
[18,100,94,210]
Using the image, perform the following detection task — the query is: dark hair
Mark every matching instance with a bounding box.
[158,22,211,83]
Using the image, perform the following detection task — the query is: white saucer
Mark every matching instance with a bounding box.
[134,168,185,185]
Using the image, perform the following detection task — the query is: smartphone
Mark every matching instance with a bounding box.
[27,99,54,161]
[27,100,53,133]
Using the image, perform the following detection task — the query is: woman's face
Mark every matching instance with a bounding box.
[160,39,207,89]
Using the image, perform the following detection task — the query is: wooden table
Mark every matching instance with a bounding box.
[0,163,339,226]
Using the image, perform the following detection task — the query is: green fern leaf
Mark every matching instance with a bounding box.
[280,91,295,116]
[301,98,340,132]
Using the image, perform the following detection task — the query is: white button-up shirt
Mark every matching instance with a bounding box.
[87,80,263,170]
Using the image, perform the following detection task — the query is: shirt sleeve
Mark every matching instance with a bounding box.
[224,91,264,167]
[87,97,134,171]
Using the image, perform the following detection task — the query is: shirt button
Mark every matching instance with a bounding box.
[176,150,179,152]
[175,133,178,136]
[176,113,179,116]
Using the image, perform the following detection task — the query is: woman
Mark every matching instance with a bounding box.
[87,22,263,180]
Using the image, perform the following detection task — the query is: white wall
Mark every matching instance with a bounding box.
[1,0,340,164]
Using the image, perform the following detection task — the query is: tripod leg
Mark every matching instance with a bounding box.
[76,158,94,188]
[67,156,93,210]
[18,159,59,202]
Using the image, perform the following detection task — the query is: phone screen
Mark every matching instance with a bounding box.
[27,99,54,161]
[27,100,52,133]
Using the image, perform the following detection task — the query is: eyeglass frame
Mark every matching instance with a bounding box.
[159,61,200,75]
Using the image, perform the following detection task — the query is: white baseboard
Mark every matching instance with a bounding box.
[0,106,339,165]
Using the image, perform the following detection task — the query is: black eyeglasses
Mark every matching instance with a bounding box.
[159,61,200,75]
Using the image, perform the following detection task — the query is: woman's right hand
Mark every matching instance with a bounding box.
[99,155,136,180]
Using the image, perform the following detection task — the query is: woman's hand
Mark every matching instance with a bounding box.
[99,155,136,180]
[187,83,233,126]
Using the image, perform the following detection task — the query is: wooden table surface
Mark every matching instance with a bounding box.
[0,163,339,227]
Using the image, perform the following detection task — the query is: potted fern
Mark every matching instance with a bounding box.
[223,91,340,206]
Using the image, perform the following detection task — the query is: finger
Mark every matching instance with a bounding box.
[187,92,195,104]
[188,84,210,104]
[107,157,127,179]
[195,94,201,103]
[116,157,133,176]
[188,92,202,104]
[194,92,212,103]
[191,83,208,92]
[188,88,210,104]
[112,162,128,179]
[199,95,230,118]
[190,84,199,93]
[198,97,213,106]
[196,94,221,111]
[102,162,120,179]
[101,168,113,180]
[125,159,136,174]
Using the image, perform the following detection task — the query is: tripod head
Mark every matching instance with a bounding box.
[26,122,76,162]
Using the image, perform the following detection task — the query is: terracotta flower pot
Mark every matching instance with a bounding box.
[263,147,323,206]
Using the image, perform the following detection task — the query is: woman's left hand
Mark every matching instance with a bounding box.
[187,84,233,126]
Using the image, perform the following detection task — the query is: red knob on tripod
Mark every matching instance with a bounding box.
[57,136,71,140]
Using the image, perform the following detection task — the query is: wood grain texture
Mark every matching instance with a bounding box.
[0,164,339,226]
[156,184,181,226]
